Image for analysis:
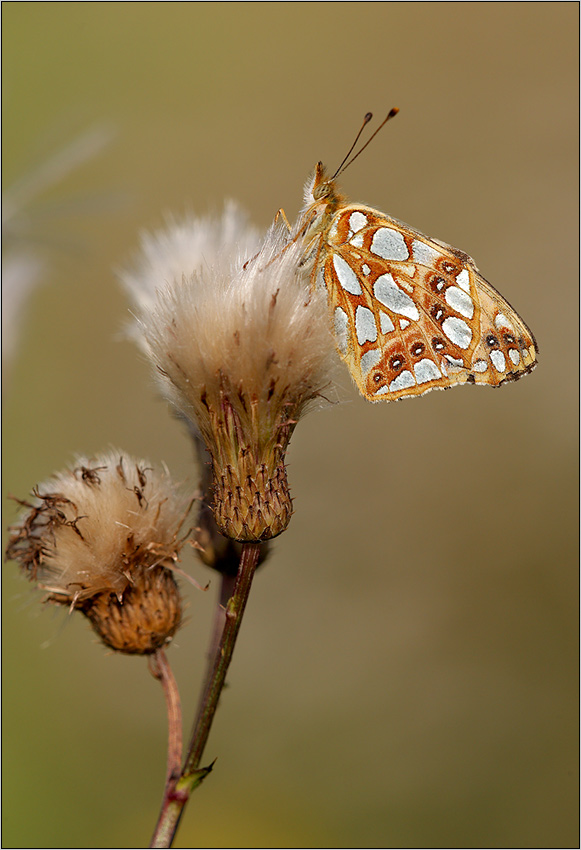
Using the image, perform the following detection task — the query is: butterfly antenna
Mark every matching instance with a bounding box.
[331,112,373,180]
[334,107,399,179]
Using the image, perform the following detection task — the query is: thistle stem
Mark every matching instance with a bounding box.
[203,572,237,692]
[149,649,183,784]
[149,541,261,849]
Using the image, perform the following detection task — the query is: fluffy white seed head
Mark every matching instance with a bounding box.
[142,225,335,422]
[123,210,337,541]
[120,201,261,321]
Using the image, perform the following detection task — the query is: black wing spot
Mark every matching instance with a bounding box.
[440,261,457,275]
[389,354,405,372]
[431,304,445,323]
[429,275,447,294]
[431,337,446,352]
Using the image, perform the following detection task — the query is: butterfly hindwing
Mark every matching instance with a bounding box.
[305,196,537,402]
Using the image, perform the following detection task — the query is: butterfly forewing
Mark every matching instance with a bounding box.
[300,180,537,403]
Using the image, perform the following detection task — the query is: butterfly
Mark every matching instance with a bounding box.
[293,109,538,402]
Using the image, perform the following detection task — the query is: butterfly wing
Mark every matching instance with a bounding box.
[314,204,537,402]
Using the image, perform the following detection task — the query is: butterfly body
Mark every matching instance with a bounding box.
[297,162,537,402]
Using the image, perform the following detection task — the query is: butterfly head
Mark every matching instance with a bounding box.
[305,162,345,212]
[312,162,333,200]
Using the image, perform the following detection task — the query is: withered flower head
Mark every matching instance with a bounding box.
[6,452,193,654]
[123,212,337,543]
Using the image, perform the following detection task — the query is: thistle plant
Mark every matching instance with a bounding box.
[7,204,337,848]
[6,111,539,847]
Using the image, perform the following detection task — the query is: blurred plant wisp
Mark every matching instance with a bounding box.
[2,124,115,365]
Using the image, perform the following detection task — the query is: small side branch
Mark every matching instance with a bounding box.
[149,649,183,783]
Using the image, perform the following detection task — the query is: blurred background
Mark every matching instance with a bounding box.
[3,4,577,848]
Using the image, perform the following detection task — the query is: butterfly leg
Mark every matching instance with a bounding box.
[273,208,293,234]
[242,210,295,272]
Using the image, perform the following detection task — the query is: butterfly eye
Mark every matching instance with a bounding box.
[503,332,516,345]
[410,342,425,357]
[486,334,499,347]
[372,372,384,384]
[431,337,446,352]
[314,183,331,201]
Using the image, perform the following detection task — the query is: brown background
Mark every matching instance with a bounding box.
[3,3,578,848]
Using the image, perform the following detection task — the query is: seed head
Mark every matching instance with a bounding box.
[122,211,337,542]
[121,202,260,323]
[6,452,193,654]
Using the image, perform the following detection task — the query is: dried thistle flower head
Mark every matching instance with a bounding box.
[124,215,337,543]
[121,201,261,323]
[6,452,193,655]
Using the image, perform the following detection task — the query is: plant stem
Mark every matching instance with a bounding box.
[149,541,261,849]
[204,572,237,687]
[149,649,183,783]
